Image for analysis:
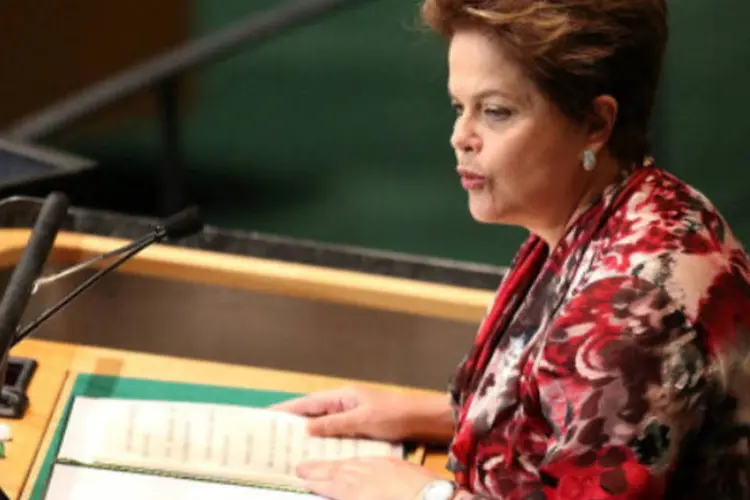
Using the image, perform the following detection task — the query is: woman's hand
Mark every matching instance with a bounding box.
[269,386,453,443]
[297,457,439,500]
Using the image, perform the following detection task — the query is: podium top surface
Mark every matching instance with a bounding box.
[1,339,451,499]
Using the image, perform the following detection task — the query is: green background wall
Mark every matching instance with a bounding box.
[47,0,750,267]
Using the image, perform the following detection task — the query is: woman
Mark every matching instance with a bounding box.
[274,0,750,498]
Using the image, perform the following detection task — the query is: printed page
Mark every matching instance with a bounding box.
[58,397,402,487]
[44,463,323,500]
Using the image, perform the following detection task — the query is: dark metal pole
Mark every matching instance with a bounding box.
[157,77,185,216]
[3,0,369,142]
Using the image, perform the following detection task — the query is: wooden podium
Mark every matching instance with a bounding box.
[0,226,496,498]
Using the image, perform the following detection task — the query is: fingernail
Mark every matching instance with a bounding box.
[296,461,327,480]
[307,421,323,436]
[296,462,312,477]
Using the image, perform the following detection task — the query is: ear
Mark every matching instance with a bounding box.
[585,95,618,151]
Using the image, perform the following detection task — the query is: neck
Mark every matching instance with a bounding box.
[535,153,626,249]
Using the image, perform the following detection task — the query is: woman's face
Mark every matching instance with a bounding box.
[448,29,600,236]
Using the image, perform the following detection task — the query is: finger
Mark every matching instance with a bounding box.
[303,479,342,499]
[296,460,339,480]
[268,390,346,416]
[299,461,361,500]
[301,461,381,500]
[267,396,312,414]
[307,410,366,437]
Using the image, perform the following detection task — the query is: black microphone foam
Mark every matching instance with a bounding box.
[0,192,68,355]
[157,205,204,242]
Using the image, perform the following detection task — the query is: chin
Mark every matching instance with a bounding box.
[468,199,503,224]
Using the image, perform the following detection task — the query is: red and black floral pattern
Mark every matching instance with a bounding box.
[447,163,750,499]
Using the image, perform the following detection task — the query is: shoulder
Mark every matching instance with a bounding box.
[597,168,741,270]
[585,168,750,327]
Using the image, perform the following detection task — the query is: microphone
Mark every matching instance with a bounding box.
[0,201,202,420]
[0,192,69,417]
[30,205,202,294]
[12,205,204,347]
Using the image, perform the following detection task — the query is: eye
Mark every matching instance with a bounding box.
[483,106,512,121]
[451,101,464,116]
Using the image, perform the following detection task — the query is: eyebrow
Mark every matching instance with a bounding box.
[448,88,518,102]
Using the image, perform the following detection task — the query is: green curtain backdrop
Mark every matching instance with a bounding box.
[52,0,749,267]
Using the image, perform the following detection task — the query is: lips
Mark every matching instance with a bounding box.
[457,167,486,190]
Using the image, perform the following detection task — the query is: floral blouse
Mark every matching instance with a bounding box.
[447,163,750,499]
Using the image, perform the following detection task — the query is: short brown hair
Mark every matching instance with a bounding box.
[421,0,668,165]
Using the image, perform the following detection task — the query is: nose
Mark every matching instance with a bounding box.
[450,115,480,154]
